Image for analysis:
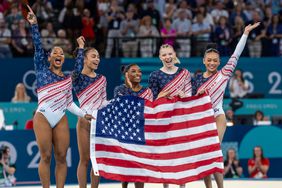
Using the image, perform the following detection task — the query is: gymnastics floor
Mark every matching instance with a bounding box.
[15,179,282,188]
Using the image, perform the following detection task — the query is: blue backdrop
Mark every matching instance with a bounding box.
[0,125,281,185]
[0,57,281,102]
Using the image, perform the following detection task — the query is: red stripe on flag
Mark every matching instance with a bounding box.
[145,116,215,132]
[96,143,221,160]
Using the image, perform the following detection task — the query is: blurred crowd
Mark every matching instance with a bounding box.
[0,0,282,58]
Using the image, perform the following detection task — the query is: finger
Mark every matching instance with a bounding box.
[26,4,34,13]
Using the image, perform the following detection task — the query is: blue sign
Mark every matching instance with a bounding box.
[0,126,282,184]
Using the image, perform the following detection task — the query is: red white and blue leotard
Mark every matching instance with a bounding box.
[31,24,85,128]
[72,49,107,114]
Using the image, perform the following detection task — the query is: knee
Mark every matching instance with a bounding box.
[79,156,90,166]
[54,152,67,165]
[41,153,52,164]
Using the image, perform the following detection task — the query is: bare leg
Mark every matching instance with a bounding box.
[52,115,69,188]
[214,172,224,188]
[33,112,53,188]
[215,114,226,143]
[90,168,100,188]
[134,182,144,188]
[122,182,128,188]
[163,183,169,188]
[203,114,226,188]
[204,175,212,188]
[77,118,91,188]
[213,114,226,188]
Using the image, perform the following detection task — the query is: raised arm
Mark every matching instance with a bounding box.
[26,5,46,70]
[233,22,261,57]
[222,22,260,77]
[72,36,85,81]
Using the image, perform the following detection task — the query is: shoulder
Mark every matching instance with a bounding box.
[149,70,161,78]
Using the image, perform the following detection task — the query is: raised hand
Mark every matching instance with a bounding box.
[244,22,260,35]
[26,4,37,25]
[76,36,85,49]
[125,72,133,89]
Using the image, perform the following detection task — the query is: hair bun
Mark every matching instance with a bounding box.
[120,65,127,74]
[205,43,217,51]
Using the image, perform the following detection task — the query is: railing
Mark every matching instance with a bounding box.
[2,35,280,58]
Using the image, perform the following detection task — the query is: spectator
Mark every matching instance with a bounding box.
[173,0,193,20]
[225,109,235,126]
[0,145,16,186]
[0,108,4,130]
[41,22,57,51]
[211,0,229,25]
[160,18,176,46]
[119,9,139,57]
[25,111,35,130]
[105,0,124,58]
[163,0,176,20]
[247,10,266,57]
[229,4,248,26]
[248,146,270,178]
[11,19,33,57]
[0,18,12,58]
[231,16,248,56]
[191,12,211,56]
[11,83,31,103]
[172,9,192,57]
[81,8,95,46]
[224,148,243,178]
[32,0,54,23]
[253,110,269,125]
[138,15,159,57]
[229,69,250,98]
[53,29,72,58]
[266,14,282,56]
[214,16,232,56]
[194,5,214,29]
[141,0,161,29]
[5,4,23,30]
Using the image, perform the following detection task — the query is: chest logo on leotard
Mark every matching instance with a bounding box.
[39,109,45,112]
[214,108,219,113]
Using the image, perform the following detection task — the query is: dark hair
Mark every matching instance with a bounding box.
[226,148,237,161]
[72,47,97,58]
[254,110,264,121]
[253,146,265,160]
[121,64,138,74]
[204,43,219,57]
[235,68,245,83]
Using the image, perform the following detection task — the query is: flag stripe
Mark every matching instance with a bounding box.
[95,143,221,160]
[97,157,223,172]
[98,167,223,184]
[91,95,223,184]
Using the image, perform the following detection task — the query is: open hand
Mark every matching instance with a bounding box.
[26,4,37,25]
[244,22,260,35]
[125,72,133,89]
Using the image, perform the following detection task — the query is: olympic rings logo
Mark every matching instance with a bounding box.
[22,70,72,97]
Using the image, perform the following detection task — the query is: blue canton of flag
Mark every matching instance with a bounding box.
[95,96,145,144]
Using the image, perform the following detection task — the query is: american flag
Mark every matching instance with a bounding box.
[90,95,223,184]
